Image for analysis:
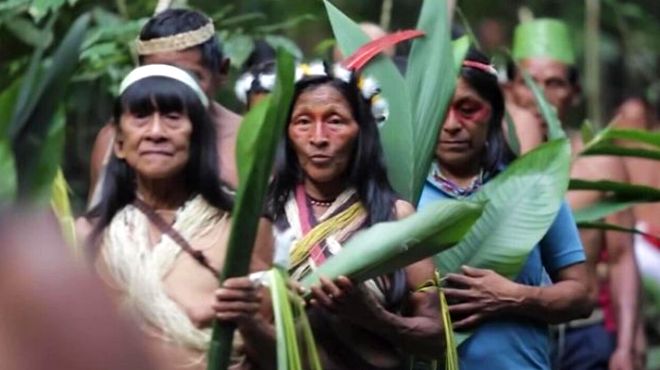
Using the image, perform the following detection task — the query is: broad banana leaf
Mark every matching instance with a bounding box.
[406,0,467,204]
[435,138,571,277]
[300,199,484,288]
[9,13,91,202]
[580,127,660,159]
[324,0,415,201]
[207,48,295,370]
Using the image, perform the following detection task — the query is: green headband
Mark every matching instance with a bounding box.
[512,18,575,65]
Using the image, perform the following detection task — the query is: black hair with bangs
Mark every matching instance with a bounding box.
[86,76,232,250]
[268,69,398,226]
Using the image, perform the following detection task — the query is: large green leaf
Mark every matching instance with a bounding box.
[300,199,484,288]
[207,48,295,370]
[580,127,660,159]
[324,0,415,201]
[436,138,571,277]
[406,0,463,203]
[10,13,90,201]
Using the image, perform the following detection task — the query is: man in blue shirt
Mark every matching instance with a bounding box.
[418,48,592,370]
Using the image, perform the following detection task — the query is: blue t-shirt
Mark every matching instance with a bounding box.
[418,178,585,370]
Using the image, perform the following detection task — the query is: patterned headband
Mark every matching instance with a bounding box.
[135,21,215,55]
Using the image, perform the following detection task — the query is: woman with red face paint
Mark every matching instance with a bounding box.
[417,49,591,370]
[265,62,444,370]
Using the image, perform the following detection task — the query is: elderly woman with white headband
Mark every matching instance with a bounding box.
[77,64,273,370]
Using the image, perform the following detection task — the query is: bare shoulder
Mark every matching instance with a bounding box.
[213,102,242,135]
[394,199,415,220]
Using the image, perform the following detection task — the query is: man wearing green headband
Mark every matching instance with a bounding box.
[506,18,641,370]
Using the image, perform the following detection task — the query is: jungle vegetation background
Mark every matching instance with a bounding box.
[0,0,659,368]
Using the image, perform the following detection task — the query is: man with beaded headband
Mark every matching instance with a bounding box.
[89,8,242,208]
[506,18,642,370]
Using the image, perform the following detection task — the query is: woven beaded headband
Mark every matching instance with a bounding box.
[135,21,215,55]
[119,64,209,107]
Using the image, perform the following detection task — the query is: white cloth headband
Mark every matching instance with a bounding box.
[118,64,209,107]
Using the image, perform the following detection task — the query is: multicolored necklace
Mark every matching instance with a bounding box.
[428,162,484,198]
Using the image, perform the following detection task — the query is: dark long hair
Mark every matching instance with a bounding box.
[269,71,397,226]
[138,9,224,72]
[86,76,232,250]
[461,48,516,172]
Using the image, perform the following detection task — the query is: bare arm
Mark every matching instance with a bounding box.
[606,207,640,369]
[445,262,592,328]
[88,124,115,205]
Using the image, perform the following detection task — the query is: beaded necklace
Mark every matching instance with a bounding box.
[428,162,484,199]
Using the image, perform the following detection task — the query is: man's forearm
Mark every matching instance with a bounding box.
[609,252,640,351]
[361,290,445,359]
[510,280,593,324]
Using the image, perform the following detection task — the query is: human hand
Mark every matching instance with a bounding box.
[609,347,634,370]
[212,276,264,326]
[308,276,383,325]
[443,266,521,330]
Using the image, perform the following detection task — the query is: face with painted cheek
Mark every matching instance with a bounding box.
[436,78,492,168]
[509,57,577,120]
[288,84,359,184]
[114,108,193,181]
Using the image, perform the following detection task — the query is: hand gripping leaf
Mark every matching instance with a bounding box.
[207,49,295,370]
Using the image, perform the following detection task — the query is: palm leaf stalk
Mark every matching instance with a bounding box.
[300,199,484,288]
[580,127,660,160]
[266,268,322,370]
[206,49,295,370]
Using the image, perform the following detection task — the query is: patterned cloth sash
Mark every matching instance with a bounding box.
[286,185,367,280]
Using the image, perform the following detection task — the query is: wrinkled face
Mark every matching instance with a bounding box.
[114,109,193,181]
[143,49,220,97]
[436,78,492,168]
[288,84,359,184]
[509,57,577,120]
